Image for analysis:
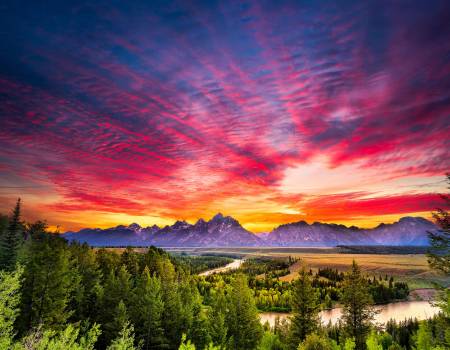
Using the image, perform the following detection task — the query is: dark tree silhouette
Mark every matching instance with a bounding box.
[427,174,450,274]
[0,198,23,270]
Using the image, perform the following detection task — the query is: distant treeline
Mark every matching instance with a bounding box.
[337,246,430,254]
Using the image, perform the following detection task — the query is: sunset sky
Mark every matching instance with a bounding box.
[0,0,449,233]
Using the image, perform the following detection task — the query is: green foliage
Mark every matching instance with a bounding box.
[414,322,433,350]
[297,334,335,350]
[107,321,139,350]
[342,338,356,350]
[0,265,23,349]
[241,257,292,278]
[99,266,133,346]
[174,255,234,275]
[70,242,103,322]
[103,300,130,347]
[207,289,228,348]
[131,267,166,349]
[427,174,450,275]
[158,257,184,348]
[0,199,24,270]
[341,261,375,350]
[18,226,78,332]
[387,344,402,350]
[21,323,101,350]
[227,274,263,350]
[188,297,211,350]
[258,331,286,350]
[425,174,450,350]
[178,334,196,350]
[288,268,320,349]
[365,332,382,350]
[385,318,419,350]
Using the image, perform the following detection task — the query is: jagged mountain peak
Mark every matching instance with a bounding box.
[195,218,206,224]
[128,223,141,230]
[63,215,436,247]
[208,213,240,227]
[212,212,224,220]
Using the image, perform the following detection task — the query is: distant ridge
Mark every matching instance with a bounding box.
[63,214,437,247]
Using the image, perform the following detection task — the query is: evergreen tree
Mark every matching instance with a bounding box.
[107,321,139,350]
[100,265,133,337]
[0,199,23,270]
[414,323,433,350]
[426,174,450,349]
[365,332,382,350]
[0,266,23,349]
[21,323,101,350]
[18,230,77,332]
[96,248,121,281]
[257,331,285,350]
[288,268,320,349]
[71,242,103,322]
[189,296,211,350]
[104,300,131,347]
[341,261,375,350]
[158,257,184,349]
[121,247,140,278]
[227,274,263,350]
[131,267,166,349]
[427,174,450,274]
[207,289,228,347]
[343,338,356,350]
[297,334,336,350]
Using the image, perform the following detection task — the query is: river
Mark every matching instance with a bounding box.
[199,258,245,276]
[198,260,441,327]
[259,301,441,328]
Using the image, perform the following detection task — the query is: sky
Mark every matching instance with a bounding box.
[0,0,449,233]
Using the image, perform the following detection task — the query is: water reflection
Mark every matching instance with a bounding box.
[259,301,440,328]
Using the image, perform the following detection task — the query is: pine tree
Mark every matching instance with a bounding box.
[131,267,166,349]
[22,323,101,350]
[207,289,228,347]
[414,323,433,350]
[158,257,184,349]
[426,174,450,349]
[107,321,139,350]
[258,331,285,350]
[288,268,320,349]
[188,294,211,350]
[227,274,263,350]
[104,300,131,346]
[0,266,23,349]
[427,174,450,274]
[341,261,376,350]
[99,266,133,347]
[121,247,140,278]
[71,242,103,322]
[365,332,382,350]
[18,230,77,332]
[0,199,23,270]
[297,334,336,350]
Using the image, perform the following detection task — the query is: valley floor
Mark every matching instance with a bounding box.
[162,247,450,289]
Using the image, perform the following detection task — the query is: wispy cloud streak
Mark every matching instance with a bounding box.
[0,0,449,231]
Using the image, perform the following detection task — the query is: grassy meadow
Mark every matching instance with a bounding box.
[147,247,449,290]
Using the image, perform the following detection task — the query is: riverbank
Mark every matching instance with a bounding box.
[198,258,245,276]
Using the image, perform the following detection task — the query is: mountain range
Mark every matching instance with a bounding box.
[62,213,437,247]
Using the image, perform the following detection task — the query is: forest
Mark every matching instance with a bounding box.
[0,198,448,350]
[197,259,410,312]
